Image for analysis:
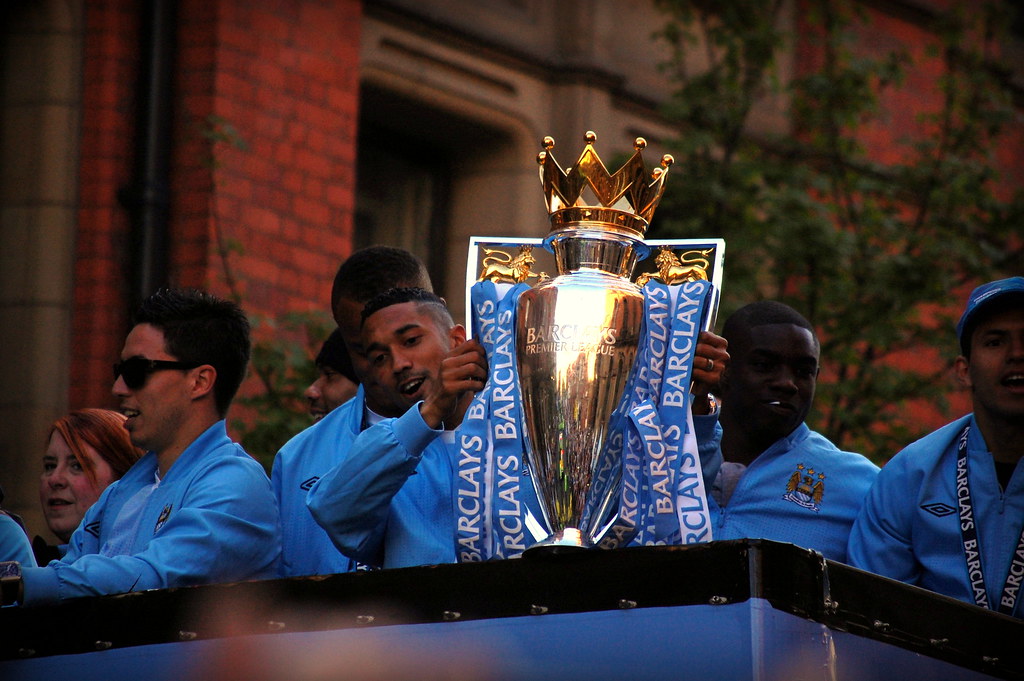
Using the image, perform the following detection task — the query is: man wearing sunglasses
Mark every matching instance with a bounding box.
[2,288,280,607]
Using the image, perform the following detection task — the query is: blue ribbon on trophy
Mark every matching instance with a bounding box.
[645,279,715,544]
[596,283,665,548]
[631,282,675,545]
[486,282,544,558]
[457,280,546,561]
[601,280,715,547]
[665,280,715,544]
[454,281,499,562]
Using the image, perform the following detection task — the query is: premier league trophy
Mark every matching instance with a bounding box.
[515,131,673,549]
[465,132,721,557]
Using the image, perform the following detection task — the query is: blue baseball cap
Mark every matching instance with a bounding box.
[956,276,1024,354]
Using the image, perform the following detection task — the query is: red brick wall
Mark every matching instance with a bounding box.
[71,1,141,410]
[793,0,1023,434]
[794,0,1023,208]
[172,0,361,314]
[71,0,362,411]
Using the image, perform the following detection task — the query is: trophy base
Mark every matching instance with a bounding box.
[524,528,593,557]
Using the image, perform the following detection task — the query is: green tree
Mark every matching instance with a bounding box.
[652,0,1023,462]
[232,311,335,471]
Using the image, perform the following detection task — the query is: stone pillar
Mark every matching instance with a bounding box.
[0,0,84,536]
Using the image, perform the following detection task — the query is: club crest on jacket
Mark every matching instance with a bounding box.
[783,463,825,512]
[154,504,173,533]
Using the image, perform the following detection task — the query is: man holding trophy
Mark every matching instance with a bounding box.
[309,132,729,566]
[305,287,546,568]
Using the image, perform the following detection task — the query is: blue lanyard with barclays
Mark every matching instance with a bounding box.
[955,424,1024,615]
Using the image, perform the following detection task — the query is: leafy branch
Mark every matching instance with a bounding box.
[652,0,1021,462]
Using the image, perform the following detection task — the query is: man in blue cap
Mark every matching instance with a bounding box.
[849,276,1024,617]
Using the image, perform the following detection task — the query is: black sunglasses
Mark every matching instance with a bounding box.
[113,357,201,390]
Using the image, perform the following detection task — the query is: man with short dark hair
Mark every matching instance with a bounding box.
[304,328,358,422]
[698,300,879,562]
[1,288,280,607]
[272,247,436,577]
[331,246,433,360]
[849,277,1024,617]
[307,287,489,568]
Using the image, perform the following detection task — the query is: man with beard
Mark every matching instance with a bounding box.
[698,300,879,562]
[1,288,280,606]
[849,277,1024,617]
[271,247,435,577]
[307,287,490,568]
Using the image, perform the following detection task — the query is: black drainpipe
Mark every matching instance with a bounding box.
[120,0,177,305]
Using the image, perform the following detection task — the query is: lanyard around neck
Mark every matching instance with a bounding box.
[955,424,1024,615]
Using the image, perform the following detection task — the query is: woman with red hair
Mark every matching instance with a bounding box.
[36,409,143,562]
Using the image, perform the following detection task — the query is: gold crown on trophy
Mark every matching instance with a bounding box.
[538,131,674,238]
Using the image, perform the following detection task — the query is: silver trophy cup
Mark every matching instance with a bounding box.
[516,132,672,549]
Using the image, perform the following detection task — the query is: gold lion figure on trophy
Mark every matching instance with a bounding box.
[635,246,712,286]
[478,246,548,284]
